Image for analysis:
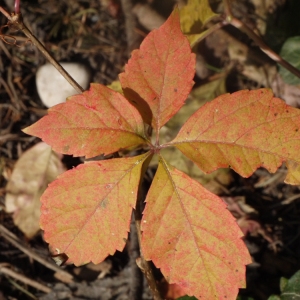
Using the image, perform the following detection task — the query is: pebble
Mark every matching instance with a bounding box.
[36,62,90,108]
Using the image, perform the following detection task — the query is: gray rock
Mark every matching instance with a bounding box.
[36,62,90,108]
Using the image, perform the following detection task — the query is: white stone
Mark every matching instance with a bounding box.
[36,62,90,108]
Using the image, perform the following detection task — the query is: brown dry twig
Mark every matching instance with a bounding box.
[120,0,141,55]
[0,6,84,94]
[134,192,163,300]
[0,224,74,283]
[0,263,51,294]
[222,0,300,80]
[134,209,163,300]
[0,24,26,48]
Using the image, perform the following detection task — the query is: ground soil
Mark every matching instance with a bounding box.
[1,0,300,299]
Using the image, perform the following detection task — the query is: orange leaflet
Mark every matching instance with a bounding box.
[120,9,195,131]
[23,83,147,158]
[171,89,300,185]
[141,158,251,300]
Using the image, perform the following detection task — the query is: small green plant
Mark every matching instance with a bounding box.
[268,269,300,300]
[22,8,300,300]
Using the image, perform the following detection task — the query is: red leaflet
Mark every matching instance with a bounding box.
[23,84,147,158]
[171,89,300,184]
[141,158,251,300]
[119,9,195,132]
[40,154,150,266]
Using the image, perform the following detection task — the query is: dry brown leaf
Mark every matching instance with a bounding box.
[271,74,300,108]
[5,142,65,239]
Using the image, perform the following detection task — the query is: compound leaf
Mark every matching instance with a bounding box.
[141,158,251,300]
[23,83,147,158]
[119,9,195,131]
[171,89,300,185]
[40,153,149,266]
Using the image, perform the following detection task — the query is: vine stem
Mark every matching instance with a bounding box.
[0,7,84,94]
[134,188,163,300]
[129,152,163,300]
[191,21,226,47]
[14,0,20,14]
[222,0,300,80]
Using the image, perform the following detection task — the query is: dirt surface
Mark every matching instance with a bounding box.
[1,0,300,299]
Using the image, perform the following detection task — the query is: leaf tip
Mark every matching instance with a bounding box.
[22,124,33,136]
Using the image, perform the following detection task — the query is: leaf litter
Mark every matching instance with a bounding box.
[1,0,300,299]
[5,142,65,239]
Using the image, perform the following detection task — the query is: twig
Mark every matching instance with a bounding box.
[8,66,26,110]
[222,0,300,80]
[0,264,51,294]
[129,214,144,300]
[0,6,11,19]
[0,7,84,94]
[0,133,19,142]
[134,197,163,300]
[0,77,17,108]
[120,0,141,55]
[281,193,300,205]
[0,39,12,58]
[14,0,20,14]
[191,21,226,47]
[223,0,233,18]
[7,276,37,299]
[0,224,73,283]
[132,153,163,300]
